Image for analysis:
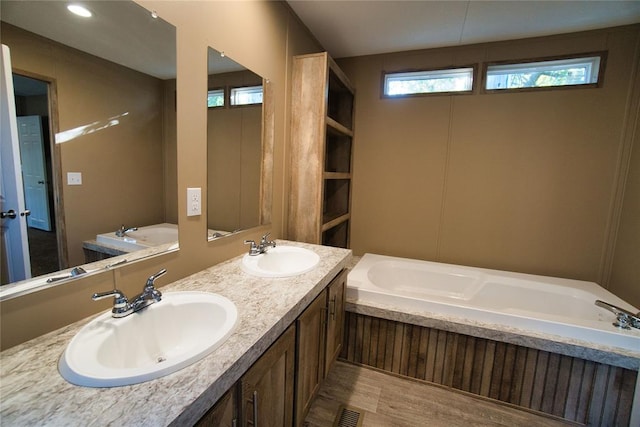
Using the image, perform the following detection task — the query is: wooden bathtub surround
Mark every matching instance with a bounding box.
[288,52,355,248]
[340,311,637,426]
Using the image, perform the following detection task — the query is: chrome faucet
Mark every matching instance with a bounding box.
[595,300,640,330]
[92,269,166,318]
[115,224,138,237]
[244,233,276,256]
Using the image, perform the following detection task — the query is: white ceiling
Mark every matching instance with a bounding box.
[287,0,640,59]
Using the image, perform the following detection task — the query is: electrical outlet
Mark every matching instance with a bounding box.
[67,172,82,185]
[187,187,201,216]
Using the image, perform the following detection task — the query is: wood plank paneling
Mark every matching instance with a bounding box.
[340,312,637,426]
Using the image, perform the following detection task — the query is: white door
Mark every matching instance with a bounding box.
[17,115,51,231]
[0,44,31,283]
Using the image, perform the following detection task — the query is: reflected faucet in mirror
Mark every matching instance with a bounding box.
[45,267,87,283]
[115,225,138,237]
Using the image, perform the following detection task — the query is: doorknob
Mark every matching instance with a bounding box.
[38,180,45,184]
[1,210,17,219]
[21,210,31,217]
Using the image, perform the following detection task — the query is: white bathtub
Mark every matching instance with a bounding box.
[348,253,640,353]
[96,223,178,252]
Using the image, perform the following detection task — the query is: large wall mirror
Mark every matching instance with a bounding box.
[207,47,273,239]
[0,1,177,297]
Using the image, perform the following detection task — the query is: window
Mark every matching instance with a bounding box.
[207,88,224,108]
[485,55,603,91]
[383,67,474,97]
[230,85,263,106]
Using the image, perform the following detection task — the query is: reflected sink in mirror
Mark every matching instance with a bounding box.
[241,246,320,278]
[59,291,238,387]
[96,223,178,252]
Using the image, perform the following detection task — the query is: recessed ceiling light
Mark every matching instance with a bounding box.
[67,4,92,18]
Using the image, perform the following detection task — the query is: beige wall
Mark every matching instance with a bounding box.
[609,69,640,306]
[1,24,176,267]
[0,0,322,350]
[338,25,640,306]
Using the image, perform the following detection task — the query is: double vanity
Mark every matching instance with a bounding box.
[0,241,351,426]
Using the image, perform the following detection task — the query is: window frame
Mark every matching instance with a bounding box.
[481,51,607,94]
[229,84,263,107]
[380,64,478,99]
[207,87,225,108]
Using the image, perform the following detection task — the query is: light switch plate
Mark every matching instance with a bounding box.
[67,172,82,185]
[187,187,201,216]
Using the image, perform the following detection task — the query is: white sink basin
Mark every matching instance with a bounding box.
[241,245,320,278]
[59,291,238,387]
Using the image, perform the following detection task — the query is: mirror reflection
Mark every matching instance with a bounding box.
[207,48,265,238]
[0,1,177,294]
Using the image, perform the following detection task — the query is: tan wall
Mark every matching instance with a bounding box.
[609,75,640,306]
[1,24,176,266]
[338,25,640,306]
[0,0,322,350]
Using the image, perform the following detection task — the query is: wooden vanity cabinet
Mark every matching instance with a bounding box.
[239,325,296,427]
[196,326,295,427]
[294,293,327,426]
[294,269,347,426]
[324,269,346,377]
[196,270,346,427]
[196,386,236,426]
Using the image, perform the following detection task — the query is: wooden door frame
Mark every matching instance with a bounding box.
[13,69,68,270]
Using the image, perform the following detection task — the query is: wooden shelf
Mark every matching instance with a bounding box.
[326,117,353,137]
[289,52,354,249]
[324,172,351,180]
[322,213,350,231]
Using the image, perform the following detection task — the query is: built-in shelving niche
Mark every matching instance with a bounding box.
[289,52,355,249]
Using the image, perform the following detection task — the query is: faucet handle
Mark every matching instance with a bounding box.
[260,232,276,250]
[244,239,260,255]
[145,268,167,288]
[92,289,129,312]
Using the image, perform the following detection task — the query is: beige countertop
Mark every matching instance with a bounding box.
[0,241,351,426]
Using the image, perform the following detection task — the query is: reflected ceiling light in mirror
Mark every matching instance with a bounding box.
[67,4,92,18]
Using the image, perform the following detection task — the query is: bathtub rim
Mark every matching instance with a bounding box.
[346,253,640,370]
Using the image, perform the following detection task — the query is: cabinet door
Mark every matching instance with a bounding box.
[325,269,347,377]
[240,325,295,427]
[294,292,327,426]
[196,386,236,427]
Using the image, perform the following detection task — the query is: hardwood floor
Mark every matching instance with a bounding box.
[304,361,579,427]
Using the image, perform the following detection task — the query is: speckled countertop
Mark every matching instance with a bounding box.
[0,241,351,426]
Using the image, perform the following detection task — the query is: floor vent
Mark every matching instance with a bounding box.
[334,405,363,427]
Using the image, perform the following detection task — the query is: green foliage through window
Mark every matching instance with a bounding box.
[207,89,224,108]
[486,56,601,90]
[384,68,474,96]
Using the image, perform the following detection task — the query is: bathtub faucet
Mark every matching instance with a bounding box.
[116,224,138,237]
[594,300,640,330]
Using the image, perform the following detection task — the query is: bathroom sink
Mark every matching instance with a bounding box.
[241,245,320,278]
[59,291,238,387]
